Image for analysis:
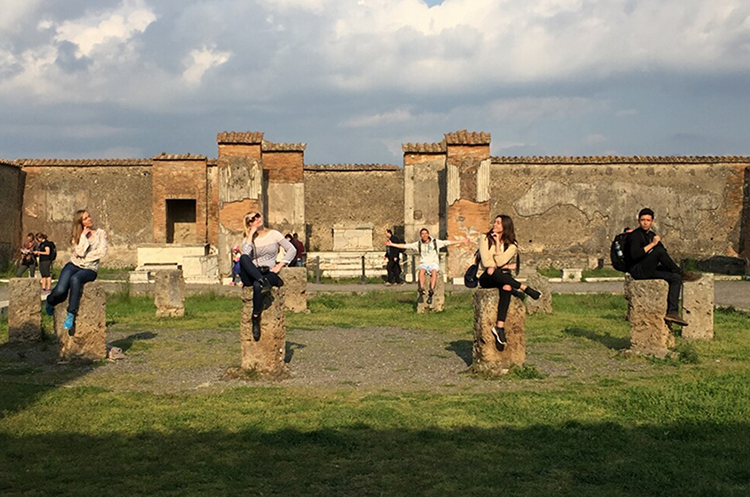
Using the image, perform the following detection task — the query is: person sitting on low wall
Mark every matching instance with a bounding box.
[45,209,108,336]
[625,207,700,327]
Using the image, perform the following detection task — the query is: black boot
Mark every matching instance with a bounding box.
[427,289,434,305]
[417,287,425,304]
[259,277,272,295]
[252,314,261,340]
[524,286,541,300]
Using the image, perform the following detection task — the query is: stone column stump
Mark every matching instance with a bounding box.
[53,280,106,362]
[624,277,673,357]
[471,288,525,375]
[524,273,552,315]
[682,273,714,340]
[240,286,288,376]
[417,273,445,313]
[154,269,185,317]
[8,278,42,343]
[282,267,308,313]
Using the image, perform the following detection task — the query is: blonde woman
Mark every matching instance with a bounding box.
[45,210,108,335]
[239,211,296,340]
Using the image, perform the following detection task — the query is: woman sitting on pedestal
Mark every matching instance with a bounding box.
[239,211,296,339]
[45,209,108,336]
[478,214,540,348]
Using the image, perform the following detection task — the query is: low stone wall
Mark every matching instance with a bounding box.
[8,278,42,343]
[53,280,107,362]
[471,288,526,374]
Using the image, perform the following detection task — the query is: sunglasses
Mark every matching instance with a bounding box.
[247,213,260,223]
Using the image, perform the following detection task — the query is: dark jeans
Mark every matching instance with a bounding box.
[47,262,98,315]
[478,269,522,322]
[239,254,283,316]
[16,262,36,277]
[386,256,402,283]
[630,243,682,314]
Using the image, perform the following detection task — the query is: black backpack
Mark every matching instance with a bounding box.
[49,241,57,261]
[610,231,629,272]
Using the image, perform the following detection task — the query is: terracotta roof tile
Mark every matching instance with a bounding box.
[0,158,19,167]
[402,142,447,153]
[151,153,207,160]
[491,156,750,165]
[207,158,218,166]
[216,131,264,144]
[305,164,400,171]
[444,130,491,145]
[14,158,152,167]
[262,141,307,152]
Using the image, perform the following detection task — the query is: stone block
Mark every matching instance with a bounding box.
[154,269,185,317]
[240,286,288,375]
[417,273,445,313]
[54,280,106,362]
[8,278,42,343]
[682,273,714,340]
[561,268,583,282]
[624,276,673,357]
[471,288,525,374]
[282,267,308,313]
[524,273,552,315]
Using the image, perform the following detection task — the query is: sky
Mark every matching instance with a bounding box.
[1,0,749,165]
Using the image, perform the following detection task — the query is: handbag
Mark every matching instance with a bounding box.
[464,250,480,288]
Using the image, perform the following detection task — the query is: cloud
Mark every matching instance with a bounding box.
[0,0,42,32]
[182,46,231,86]
[586,133,606,145]
[342,108,413,127]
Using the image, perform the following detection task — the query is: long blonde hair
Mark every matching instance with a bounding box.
[242,211,261,241]
[71,209,87,246]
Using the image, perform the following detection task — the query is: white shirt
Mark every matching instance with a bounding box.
[404,238,450,267]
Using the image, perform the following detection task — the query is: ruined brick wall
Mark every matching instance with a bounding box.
[151,154,208,244]
[0,161,23,267]
[304,165,404,251]
[17,160,153,268]
[489,158,750,268]
[263,145,305,238]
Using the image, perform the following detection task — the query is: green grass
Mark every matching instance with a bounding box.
[1,292,750,496]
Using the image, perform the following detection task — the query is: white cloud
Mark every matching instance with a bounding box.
[0,0,42,32]
[586,133,606,145]
[342,108,413,127]
[182,46,231,86]
[54,0,156,57]
[488,97,604,122]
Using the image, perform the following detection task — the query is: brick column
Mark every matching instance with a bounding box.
[444,131,491,280]
[216,132,264,276]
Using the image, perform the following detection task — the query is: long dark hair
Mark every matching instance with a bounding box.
[486,214,517,250]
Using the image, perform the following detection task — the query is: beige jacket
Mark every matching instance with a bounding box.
[477,234,517,276]
[70,229,108,271]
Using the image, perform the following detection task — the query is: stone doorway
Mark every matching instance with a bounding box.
[166,199,197,243]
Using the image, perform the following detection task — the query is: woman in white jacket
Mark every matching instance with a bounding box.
[45,209,108,336]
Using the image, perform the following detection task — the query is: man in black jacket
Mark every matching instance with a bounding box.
[384,229,405,285]
[625,208,699,326]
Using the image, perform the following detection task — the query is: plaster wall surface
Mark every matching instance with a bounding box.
[0,163,22,266]
[403,154,445,240]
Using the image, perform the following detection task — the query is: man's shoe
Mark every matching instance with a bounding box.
[665,313,689,327]
[252,315,261,340]
[510,289,526,301]
[45,302,55,316]
[426,290,434,305]
[491,326,507,347]
[63,313,76,336]
[417,287,425,304]
[524,286,542,300]
[681,271,702,282]
[259,277,272,295]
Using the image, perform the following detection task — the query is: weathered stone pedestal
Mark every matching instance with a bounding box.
[624,276,673,357]
[471,288,526,375]
[154,269,185,317]
[240,286,288,376]
[417,274,445,313]
[53,281,106,362]
[282,267,308,313]
[8,278,42,343]
[682,273,714,340]
[524,273,552,315]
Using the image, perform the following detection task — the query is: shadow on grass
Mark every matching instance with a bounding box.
[0,422,748,496]
[285,341,307,363]
[445,340,472,366]
[563,327,630,350]
[110,332,158,353]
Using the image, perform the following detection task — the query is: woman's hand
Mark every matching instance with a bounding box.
[82,227,92,238]
[271,263,284,274]
[486,267,495,275]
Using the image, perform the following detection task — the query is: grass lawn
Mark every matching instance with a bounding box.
[1,292,749,496]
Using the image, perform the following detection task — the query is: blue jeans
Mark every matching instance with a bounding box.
[238,255,283,316]
[47,262,98,315]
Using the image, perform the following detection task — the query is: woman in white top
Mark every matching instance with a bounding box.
[478,214,540,348]
[45,209,108,336]
[239,211,296,339]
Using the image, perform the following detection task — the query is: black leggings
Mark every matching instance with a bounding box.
[238,255,283,316]
[479,270,522,322]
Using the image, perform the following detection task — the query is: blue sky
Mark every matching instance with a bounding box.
[1,0,749,164]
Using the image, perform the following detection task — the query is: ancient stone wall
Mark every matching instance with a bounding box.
[403,144,446,240]
[17,160,154,268]
[263,144,306,238]
[304,165,404,252]
[489,158,750,268]
[0,161,23,267]
[151,154,208,244]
